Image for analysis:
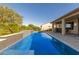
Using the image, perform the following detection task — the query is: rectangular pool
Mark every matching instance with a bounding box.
[0,32,79,55]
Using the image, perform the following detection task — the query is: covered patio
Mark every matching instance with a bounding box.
[51,8,79,35]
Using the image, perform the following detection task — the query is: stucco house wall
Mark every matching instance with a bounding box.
[41,23,52,31]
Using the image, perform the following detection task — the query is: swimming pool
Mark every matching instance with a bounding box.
[0,32,79,55]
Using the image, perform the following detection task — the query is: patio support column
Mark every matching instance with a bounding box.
[52,23,54,32]
[74,18,78,34]
[62,19,66,35]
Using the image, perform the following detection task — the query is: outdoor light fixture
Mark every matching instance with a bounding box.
[74,23,77,26]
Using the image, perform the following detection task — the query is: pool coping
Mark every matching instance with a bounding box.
[46,32,79,52]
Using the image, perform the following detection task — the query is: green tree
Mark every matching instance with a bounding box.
[0,6,23,35]
[21,25,28,30]
[22,24,41,31]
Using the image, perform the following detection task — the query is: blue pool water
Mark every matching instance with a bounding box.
[0,32,79,55]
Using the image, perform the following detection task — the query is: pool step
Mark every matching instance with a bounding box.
[0,50,34,55]
[26,50,34,55]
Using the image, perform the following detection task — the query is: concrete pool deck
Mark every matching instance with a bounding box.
[46,31,79,52]
[0,30,32,52]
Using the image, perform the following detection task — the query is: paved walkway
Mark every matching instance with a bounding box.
[46,31,79,52]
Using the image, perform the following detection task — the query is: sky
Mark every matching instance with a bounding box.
[0,3,79,26]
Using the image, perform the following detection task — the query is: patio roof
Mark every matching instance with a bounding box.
[51,7,79,23]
